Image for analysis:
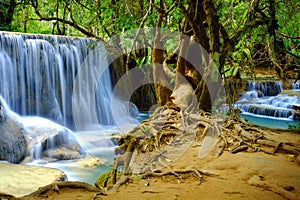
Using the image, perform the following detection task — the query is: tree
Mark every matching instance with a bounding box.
[0,0,17,30]
[4,0,299,111]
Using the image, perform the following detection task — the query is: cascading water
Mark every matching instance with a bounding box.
[0,32,136,130]
[245,81,283,97]
[236,81,300,129]
[0,31,143,185]
[292,82,300,90]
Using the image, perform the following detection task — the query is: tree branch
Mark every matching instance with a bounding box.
[277,31,300,39]
[29,17,97,38]
[231,18,269,45]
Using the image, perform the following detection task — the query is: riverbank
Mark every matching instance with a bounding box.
[2,128,299,200]
[0,162,66,198]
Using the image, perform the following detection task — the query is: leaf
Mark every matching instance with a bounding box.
[232,66,240,76]
[252,143,260,148]
[243,48,251,58]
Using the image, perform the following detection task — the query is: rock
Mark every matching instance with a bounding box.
[292,104,300,111]
[44,146,85,160]
[297,156,300,165]
[73,156,107,168]
[0,162,67,198]
[22,116,85,160]
[256,90,264,97]
[0,98,27,163]
[170,84,194,109]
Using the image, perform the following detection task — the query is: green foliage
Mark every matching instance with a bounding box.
[3,0,300,96]
[132,175,145,181]
[287,122,300,130]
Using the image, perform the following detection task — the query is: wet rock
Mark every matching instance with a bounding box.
[44,146,85,160]
[0,99,27,163]
[22,116,85,160]
[256,90,264,97]
[73,156,107,168]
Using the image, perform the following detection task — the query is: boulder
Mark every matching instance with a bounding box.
[0,99,27,163]
[22,116,85,161]
[44,146,85,160]
[0,162,67,198]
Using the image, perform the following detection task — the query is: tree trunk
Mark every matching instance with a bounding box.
[0,0,16,30]
[152,2,172,106]
[194,0,222,112]
[174,20,191,90]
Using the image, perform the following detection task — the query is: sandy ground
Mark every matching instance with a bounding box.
[12,146,300,200]
[101,148,300,200]
[1,130,299,200]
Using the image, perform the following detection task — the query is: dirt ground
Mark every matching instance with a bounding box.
[101,147,300,200]
[2,130,299,200]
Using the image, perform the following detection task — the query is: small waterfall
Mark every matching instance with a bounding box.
[236,79,300,123]
[22,116,84,161]
[245,81,283,97]
[292,82,300,89]
[0,32,137,130]
[237,94,300,120]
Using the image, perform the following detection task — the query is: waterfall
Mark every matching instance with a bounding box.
[0,32,136,130]
[236,80,300,121]
[245,81,283,97]
[292,82,300,89]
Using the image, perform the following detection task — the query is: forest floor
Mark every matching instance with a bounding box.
[7,128,299,200]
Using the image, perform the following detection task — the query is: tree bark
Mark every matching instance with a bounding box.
[152,0,172,105]
[194,0,222,112]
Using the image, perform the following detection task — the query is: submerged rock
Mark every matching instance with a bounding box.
[44,146,85,161]
[0,99,27,163]
[22,117,86,161]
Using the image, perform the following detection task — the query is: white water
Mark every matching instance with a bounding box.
[0,31,144,184]
[292,82,300,89]
[236,81,300,129]
[0,32,138,130]
[245,81,283,97]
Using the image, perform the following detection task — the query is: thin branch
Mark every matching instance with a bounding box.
[277,31,300,39]
[29,17,97,38]
[282,49,300,59]
[125,1,153,70]
[231,19,269,45]
[73,0,91,11]
[166,2,176,15]
[125,0,134,17]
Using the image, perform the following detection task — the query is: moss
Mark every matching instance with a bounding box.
[132,175,145,181]
[95,171,111,189]
[95,170,123,190]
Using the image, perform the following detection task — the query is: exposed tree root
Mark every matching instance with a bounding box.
[104,104,300,191]
[247,175,300,200]
[21,182,103,197]
[143,168,220,182]
[109,175,130,192]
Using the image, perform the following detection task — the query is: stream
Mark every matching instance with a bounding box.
[235,81,300,130]
[26,112,149,185]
